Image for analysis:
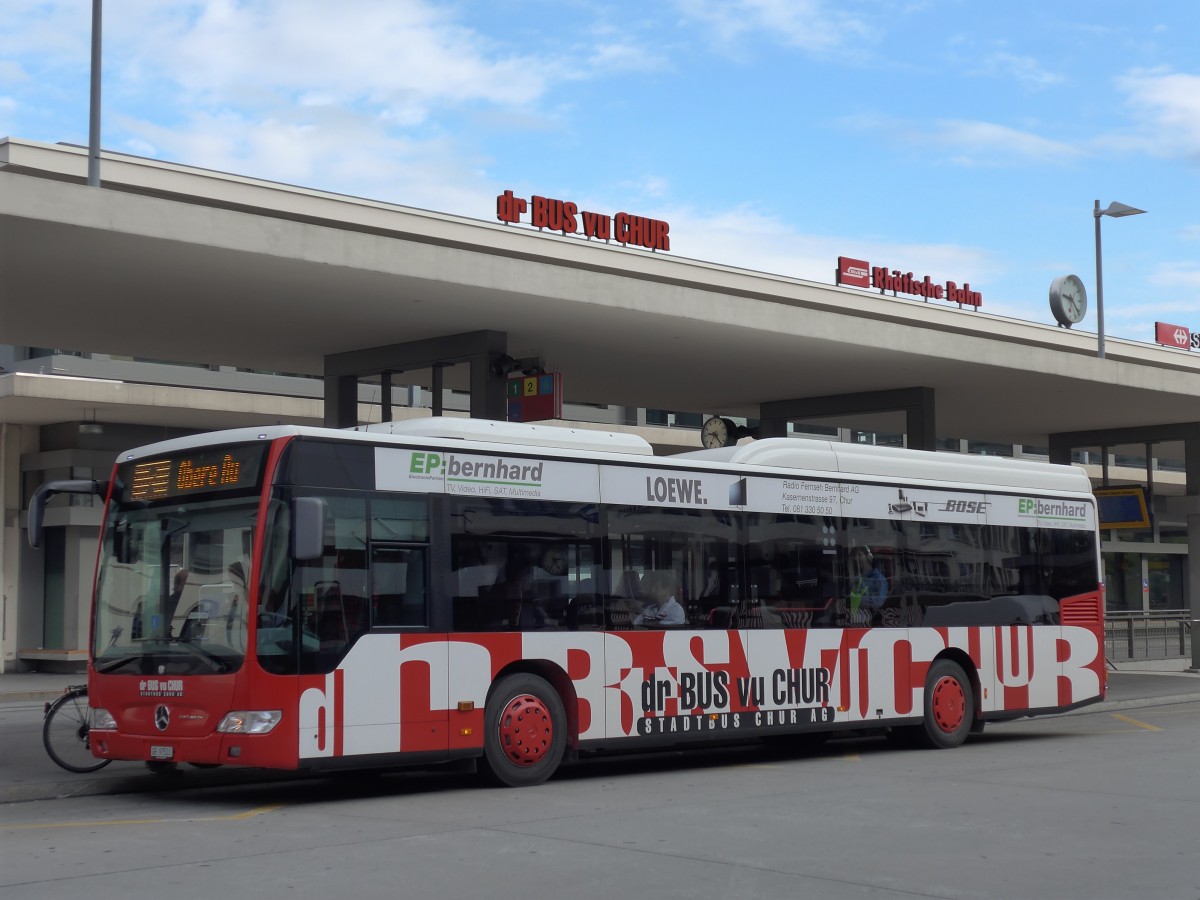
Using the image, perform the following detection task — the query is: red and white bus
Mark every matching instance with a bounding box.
[31,417,1105,786]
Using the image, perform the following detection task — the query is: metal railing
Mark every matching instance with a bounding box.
[1105,611,1192,661]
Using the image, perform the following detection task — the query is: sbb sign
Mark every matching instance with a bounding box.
[1154,321,1196,350]
[497,190,670,252]
[836,256,983,308]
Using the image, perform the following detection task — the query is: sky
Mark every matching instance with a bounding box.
[2,1,1198,344]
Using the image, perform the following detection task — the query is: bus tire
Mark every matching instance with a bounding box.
[480,673,566,788]
[915,659,974,749]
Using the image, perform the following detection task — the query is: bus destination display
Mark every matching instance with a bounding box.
[126,445,267,501]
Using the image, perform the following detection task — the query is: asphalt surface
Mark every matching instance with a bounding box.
[2,661,1198,805]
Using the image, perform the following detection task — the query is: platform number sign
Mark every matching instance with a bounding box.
[507,372,563,423]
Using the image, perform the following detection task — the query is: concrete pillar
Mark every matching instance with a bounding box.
[0,424,20,672]
[323,374,358,428]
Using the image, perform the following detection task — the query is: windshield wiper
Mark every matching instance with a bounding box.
[95,655,142,674]
[167,637,233,673]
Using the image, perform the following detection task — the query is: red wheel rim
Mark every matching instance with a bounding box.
[930,675,966,734]
[497,693,553,767]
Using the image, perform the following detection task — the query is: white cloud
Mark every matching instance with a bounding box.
[934,120,1082,165]
[117,106,492,214]
[618,174,671,201]
[0,1,597,209]
[0,60,29,85]
[1149,262,1200,290]
[586,41,671,74]
[6,2,693,185]
[1112,68,1200,161]
[980,52,1064,89]
[123,137,159,158]
[840,114,1082,166]
[676,0,874,55]
[110,1,552,113]
[0,2,91,61]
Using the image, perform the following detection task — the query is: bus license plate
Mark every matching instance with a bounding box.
[150,745,174,760]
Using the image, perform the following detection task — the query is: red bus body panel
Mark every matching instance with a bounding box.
[87,609,1105,770]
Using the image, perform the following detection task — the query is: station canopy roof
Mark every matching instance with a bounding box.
[3,138,1200,451]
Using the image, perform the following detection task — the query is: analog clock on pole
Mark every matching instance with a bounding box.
[1049,275,1088,328]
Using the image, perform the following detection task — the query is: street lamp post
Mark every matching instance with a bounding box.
[87,0,103,187]
[1093,199,1146,359]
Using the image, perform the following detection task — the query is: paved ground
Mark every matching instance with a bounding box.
[3,673,1199,900]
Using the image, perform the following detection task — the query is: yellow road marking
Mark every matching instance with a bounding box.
[1110,713,1163,732]
[225,804,286,820]
[2,803,285,831]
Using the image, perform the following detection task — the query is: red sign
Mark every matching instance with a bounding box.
[497,190,670,252]
[507,373,563,423]
[1154,321,1192,349]
[836,256,870,288]
[835,255,983,307]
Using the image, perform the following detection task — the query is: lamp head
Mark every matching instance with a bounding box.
[1097,201,1146,219]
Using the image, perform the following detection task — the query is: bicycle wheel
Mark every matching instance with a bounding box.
[43,688,111,773]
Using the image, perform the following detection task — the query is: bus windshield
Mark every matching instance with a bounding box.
[92,495,258,676]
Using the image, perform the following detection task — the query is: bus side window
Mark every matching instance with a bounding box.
[295,494,368,672]
[371,544,427,627]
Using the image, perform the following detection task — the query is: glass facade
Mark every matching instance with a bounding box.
[1103,549,1188,613]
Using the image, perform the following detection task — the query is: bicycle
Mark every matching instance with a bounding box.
[43,684,111,774]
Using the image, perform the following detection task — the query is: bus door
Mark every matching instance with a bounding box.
[293,492,444,761]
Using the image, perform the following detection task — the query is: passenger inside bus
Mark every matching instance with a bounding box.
[837,546,888,626]
[849,547,888,610]
[634,571,686,626]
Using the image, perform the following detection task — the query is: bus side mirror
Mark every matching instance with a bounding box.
[28,480,108,549]
[292,497,326,561]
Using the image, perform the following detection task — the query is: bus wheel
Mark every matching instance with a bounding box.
[917,659,974,749]
[481,673,566,788]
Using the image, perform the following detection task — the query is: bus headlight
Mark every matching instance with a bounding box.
[217,710,282,734]
[92,708,117,730]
